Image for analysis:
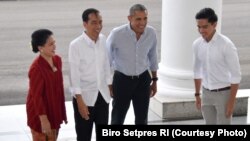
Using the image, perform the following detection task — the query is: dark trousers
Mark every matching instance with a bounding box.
[73,92,109,141]
[111,70,151,125]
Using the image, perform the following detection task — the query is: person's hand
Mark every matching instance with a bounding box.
[150,81,157,97]
[64,120,68,124]
[226,97,235,118]
[195,96,201,110]
[76,97,90,120]
[39,115,52,135]
[108,85,113,97]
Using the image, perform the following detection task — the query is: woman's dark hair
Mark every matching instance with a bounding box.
[195,7,218,24]
[82,8,99,22]
[31,29,53,53]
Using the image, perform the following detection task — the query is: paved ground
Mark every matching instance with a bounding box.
[0,101,249,141]
[0,0,250,105]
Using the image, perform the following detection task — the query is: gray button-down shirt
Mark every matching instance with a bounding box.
[106,24,158,76]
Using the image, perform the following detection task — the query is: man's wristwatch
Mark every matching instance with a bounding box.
[195,93,200,97]
[152,77,158,81]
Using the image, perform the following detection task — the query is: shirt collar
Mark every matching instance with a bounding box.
[210,31,219,42]
[38,55,56,70]
[126,23,146,37]
[81,31,99,47]
[202,31,218,43]
[127,24,134,36]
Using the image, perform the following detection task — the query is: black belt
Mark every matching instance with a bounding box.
[203,86,231,92]
[115,70,148,79]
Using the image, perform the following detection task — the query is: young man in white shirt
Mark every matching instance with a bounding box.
[193,8,241,124]
[68,8,112,141]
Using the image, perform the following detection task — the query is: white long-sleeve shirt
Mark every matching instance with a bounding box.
[193,32,241,90]
[68,32,112,106]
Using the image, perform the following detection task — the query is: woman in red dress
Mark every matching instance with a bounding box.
[26,29,67,141]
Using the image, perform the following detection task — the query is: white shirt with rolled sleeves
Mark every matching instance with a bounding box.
[193,32,241,90]
[68,32,112,106]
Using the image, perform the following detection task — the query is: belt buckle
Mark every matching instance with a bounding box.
[210,88,219,92]
[131,75,139,79]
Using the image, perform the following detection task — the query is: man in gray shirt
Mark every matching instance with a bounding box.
[106,4,159,125]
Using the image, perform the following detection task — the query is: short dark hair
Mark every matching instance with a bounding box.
[31,29,53,53]
[195,7,218,23]
[129,4,147,16]
[82,8,99,22]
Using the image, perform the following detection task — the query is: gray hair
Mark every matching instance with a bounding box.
[129,4,147,16]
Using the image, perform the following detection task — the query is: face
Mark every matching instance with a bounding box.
[84,13,102,41]
[39,35,56,57]
[196,19,217,41]
[128,10,148,35]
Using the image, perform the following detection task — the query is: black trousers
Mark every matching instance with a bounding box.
[111,70,151,125]
[73,92,109,141]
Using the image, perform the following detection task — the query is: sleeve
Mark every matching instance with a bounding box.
[29,66,46,115]
[193,40,203,79]
[224,41,241,84]
[106,30,115,74]
[148,29,159,71]
[68,42,82,96]
[56,55,62,70]
[57,56,68,122]
[103,38,113,85]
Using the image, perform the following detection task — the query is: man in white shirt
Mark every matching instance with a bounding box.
[68,8,112,141]
[193,8,241,124]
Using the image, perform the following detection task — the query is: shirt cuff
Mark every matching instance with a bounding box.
[106,77,113,85]
[193,73,202,79]
[230,77,241,84]
[70,87,82,97]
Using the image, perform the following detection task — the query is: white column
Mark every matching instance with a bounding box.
[150,0,222,119]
